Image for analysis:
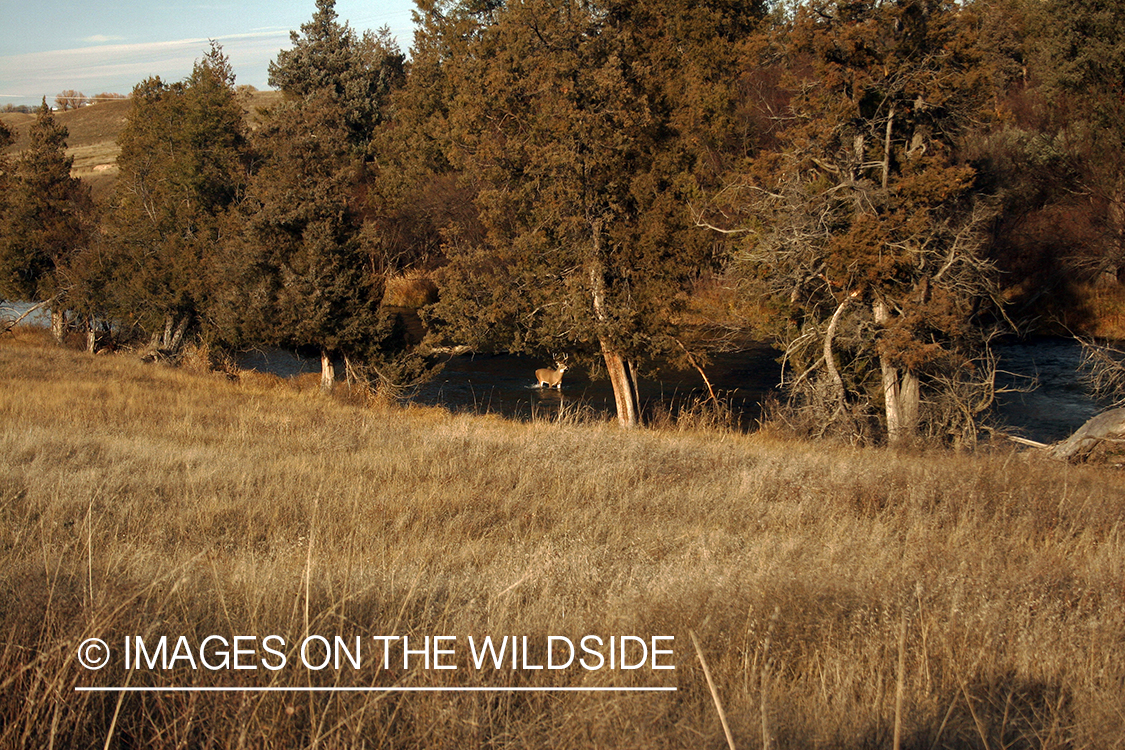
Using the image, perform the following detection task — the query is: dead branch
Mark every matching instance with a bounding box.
[1,297,60,336]
[1078,338,1125,407]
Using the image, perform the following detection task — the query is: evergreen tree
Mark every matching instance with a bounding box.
[102,44,249,352]
[0,100,93,341]
[714,0,1005,445]
[0,118,12,191]
[0,119,13,322]
[269,0,405,152]
[1037,0,1125,284]
[225,0,411,390]
[0,120,13,274]
[419,0,763,427]
[226,94,384,388]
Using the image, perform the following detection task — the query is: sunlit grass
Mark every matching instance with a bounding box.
[2,328,1123,748]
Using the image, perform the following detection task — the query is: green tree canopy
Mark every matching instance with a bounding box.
[222,94,384,370]
[0,100,93,339]
[269,0,405,152]
[420,0,764,426]
[100,43,250,350]
[1037,0,1125,282]
[222,0,417,391]
[0,119,14,285]
[714,0,1005,445]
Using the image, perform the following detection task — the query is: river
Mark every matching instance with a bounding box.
[993,339,1109,444]
[414,345,782,428]
[416,340,1107,444]
[2,301,1108,443]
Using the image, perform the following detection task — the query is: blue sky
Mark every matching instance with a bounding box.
[0,0,418,108]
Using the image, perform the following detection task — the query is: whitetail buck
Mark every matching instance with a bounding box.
[535,357,569,389]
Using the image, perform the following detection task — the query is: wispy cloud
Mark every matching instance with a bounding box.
[0,30,289,102]
[83,35,127,44]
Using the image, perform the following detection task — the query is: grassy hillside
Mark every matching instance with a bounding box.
[2,328,1123,748]
[0,91,282,202]
[2,99,131,201]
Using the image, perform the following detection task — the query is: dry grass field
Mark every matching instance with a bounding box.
[1,328,1124,749]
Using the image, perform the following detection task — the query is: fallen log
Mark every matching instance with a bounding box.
[1048,407,1125,467]
[1006,434,1050,450]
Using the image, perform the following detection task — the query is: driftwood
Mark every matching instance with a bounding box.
[419,344,472,356]
[1047,407,1125,467]
[1006,434,1049,450]
[0,298,57,335]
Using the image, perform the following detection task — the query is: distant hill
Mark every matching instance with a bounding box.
[1,90,283,202]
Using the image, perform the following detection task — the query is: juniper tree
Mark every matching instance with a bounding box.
[268,0,405,154]
[0,119,13,303]
[1037,0,1125,285]
[100,44,249,352]
[221,0,413,391]
[224,94,384,389]
[0,118,11,198]
[975,0,1125,301]
[0,100,93,341]
[713,0,1006,446]
[419,0,763,427]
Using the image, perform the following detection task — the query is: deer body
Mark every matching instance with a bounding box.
[535,361,568,389]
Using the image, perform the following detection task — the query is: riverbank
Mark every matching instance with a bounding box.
[2,330,1124,748]
[1052,281,1125,341]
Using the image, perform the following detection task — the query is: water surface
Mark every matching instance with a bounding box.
[4,301,1108,443]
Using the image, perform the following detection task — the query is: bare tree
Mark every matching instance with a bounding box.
[54,90,88,111]
[1080,339,1125,408]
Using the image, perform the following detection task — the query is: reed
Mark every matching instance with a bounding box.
[2,328,1124,748]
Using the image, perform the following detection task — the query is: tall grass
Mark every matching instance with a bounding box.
[2,328,1124,748]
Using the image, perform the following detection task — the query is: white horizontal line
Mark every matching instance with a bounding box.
[76,686,677,693]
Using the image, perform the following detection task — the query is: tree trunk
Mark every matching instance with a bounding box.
[824,291,858,420]
[86,315,97,353]
[588,218,640,428]
[320,349,336,392]
[1107,173,1125,285]
[343,354,356,386]
[874,300,919,444]
[601,340,640,428]
[897,369,920,439]
[881,105,896,190]
[50,309,67,344]
[157,314,190,352]
[162,314,175,349]
[168,316,189,352]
